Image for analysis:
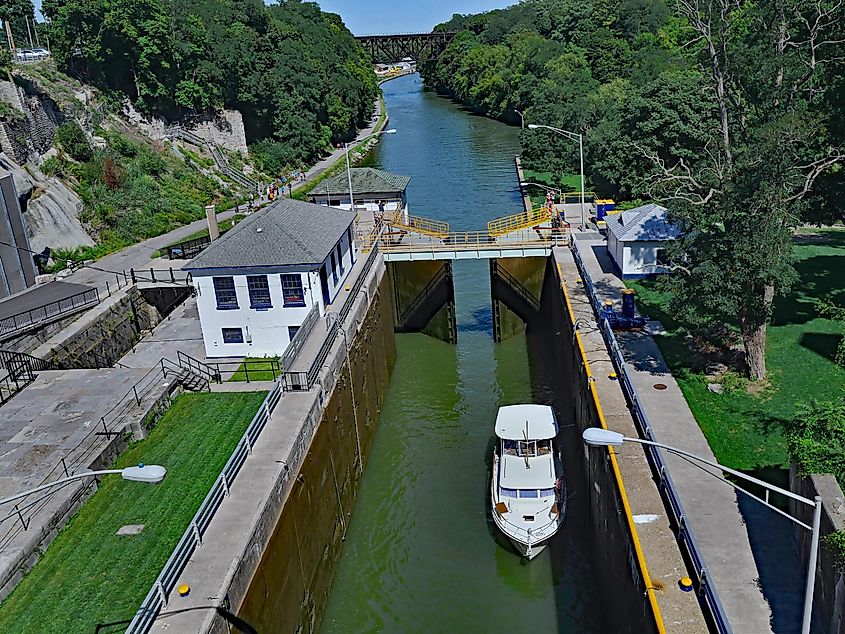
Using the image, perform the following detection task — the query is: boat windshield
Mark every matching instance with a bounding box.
[500,487,557,499]
[502,439,552,457]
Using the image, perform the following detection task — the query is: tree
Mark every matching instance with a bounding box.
[818,299,845,366]
[788,398,845,478]
[0,0,34,51]
[632,0,845,379]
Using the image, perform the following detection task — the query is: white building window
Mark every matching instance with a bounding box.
[222,327,244,344]
[213,277,238,310]
[247,275,272,309]
[330,251,338,283]
[281,274,306,307]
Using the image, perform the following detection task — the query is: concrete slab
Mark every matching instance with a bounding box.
[118,296,207,369]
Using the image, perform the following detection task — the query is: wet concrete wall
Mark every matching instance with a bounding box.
[534,258,658,634]
[491,256,545,341]
[388,260,455,343]
[237,272,396,634]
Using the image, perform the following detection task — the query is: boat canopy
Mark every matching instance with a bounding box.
[495,404,557,440]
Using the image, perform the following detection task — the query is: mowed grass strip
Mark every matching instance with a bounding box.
[228,357,280,382]
[0,391,267,632]
[628,229,845,470]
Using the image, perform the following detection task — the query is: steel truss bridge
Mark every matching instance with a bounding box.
[355,32,457,64]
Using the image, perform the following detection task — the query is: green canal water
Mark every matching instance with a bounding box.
[321,74,605,632]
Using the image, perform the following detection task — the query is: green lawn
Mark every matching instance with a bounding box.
[628,229,845,470]
[0,391,267,632]
[228,357,281,382]
[522,169,585,192]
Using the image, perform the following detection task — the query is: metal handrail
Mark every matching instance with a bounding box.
[127,383,283,633]
[390,214,450,238]
[491,261,540,312]
[569,239,732,633]
[130,269,193,286]
[487,205,552,237]
[280,302,320,371]
[0,288,100,339]
[398,265,451,325]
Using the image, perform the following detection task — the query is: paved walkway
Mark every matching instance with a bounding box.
[575,236,812,634]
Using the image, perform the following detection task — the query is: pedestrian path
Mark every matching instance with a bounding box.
[573,235,811,634]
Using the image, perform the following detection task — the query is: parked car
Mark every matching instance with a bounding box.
[14,48,50,62]
[30,48,51,59]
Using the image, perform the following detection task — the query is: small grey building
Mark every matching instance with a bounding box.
[307,167,410,219]
[606,203,681,278]
[0,170,37,298]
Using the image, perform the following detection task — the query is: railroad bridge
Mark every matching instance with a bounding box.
[355,32,457,64]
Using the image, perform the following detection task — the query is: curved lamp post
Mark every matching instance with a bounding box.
[582,427,821,634]
[0,464,167,507]
[527,123,585,230]
[344,129,397,214]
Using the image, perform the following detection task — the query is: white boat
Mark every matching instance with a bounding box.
[490,404,565,560]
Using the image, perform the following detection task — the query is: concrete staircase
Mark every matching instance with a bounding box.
[172,366,210,392]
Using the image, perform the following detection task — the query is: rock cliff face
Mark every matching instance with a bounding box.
[0,153,94,252]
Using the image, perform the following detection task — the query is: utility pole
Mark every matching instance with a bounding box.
[3,19,15,54]
[25,16,33,48]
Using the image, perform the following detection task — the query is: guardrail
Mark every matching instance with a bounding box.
[379,229,568,254]
[569,239,731,634]
[130,268,193,286]
[280,302,320,371]
[0,287,100,340]
[487,206,552,237]
[0,364,173,554]
[127,382,283,633]
[281,239,382,392]
[166,236,211,260]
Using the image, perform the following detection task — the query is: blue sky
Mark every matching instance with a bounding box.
[316,1,514,35]
[33,1,515,32]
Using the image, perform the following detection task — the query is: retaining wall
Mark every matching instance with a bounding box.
[790,467,845,634]
[233,268,396,633]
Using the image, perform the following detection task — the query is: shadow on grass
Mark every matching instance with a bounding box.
[773,254,845,326]
[799,332,843,363]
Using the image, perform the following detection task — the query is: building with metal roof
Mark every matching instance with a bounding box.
[185,198,357,358]
[605,203,681,278]
[307,167,410,221]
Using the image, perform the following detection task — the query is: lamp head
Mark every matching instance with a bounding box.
[121,464,167,484]
[383,129,397,134]
[527,124,539,130]
[582,428,625,447]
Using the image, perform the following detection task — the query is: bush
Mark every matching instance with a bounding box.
[54,122,92,162]
[41,155,62,177]
[787,399,845,479]
[250,139,296,177]
[823,530,845,571]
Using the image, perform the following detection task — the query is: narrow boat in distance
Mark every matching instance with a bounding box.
[490,404,565,559]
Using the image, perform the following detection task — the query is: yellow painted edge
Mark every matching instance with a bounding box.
[556,263,666,634]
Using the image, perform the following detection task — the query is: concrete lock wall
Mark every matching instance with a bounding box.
[236,271,396,633]
[491,256,545,342]
[388,260,455,343]
[542,258,659,634]
[33,287,163,369]
[790,467,845,634]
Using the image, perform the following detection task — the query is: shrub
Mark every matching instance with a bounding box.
[54,122,92,162]
[787,399,845,479]
[250,139,296,176]
[41,156,62,177]
[823,530,845,571]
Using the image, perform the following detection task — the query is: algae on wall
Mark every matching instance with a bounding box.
[237,272,396,633]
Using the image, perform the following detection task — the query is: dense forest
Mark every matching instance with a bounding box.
[39,0,378,168]
[423,0,845,379]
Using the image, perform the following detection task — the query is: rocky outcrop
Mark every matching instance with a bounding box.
[0,153,94,251]
[0,78,63,164]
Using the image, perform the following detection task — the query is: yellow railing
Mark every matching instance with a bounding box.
[561,191,597,204]
[487,206,553,237]
[378,228,567,253]
[388,214,450,238]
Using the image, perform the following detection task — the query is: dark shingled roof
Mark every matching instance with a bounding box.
[185,198,356,270]
[307,167,411,197]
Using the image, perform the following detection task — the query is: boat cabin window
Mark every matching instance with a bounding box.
[502,439,552,457]
[499,488,556,500]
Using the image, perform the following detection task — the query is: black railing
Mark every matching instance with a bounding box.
[0,288,100,340]
[173,351,281,384]
[569,238,731,633]
[491,261,540,312]
[281,240,382,392]
[130,269,193,286]
[166,236,211,260]
[399,265,451,325]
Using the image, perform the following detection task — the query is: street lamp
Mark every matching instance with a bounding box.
[514,109,525,129]
[582,427,822,634]
[527,123,586,230]
[0,464,167,507]
[344,129,397,214]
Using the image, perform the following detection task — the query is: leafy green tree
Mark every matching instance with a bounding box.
[788,398,845,479]
[54,121,92,162]
[818,299,845,367]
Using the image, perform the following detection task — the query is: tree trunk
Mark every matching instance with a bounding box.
[740,284,774,380]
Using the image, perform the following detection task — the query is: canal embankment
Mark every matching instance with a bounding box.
[554,244,708,633]
[161,251,396,633]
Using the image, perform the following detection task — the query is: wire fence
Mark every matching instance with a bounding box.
[126,382,283,633]
[569,238,732,634]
